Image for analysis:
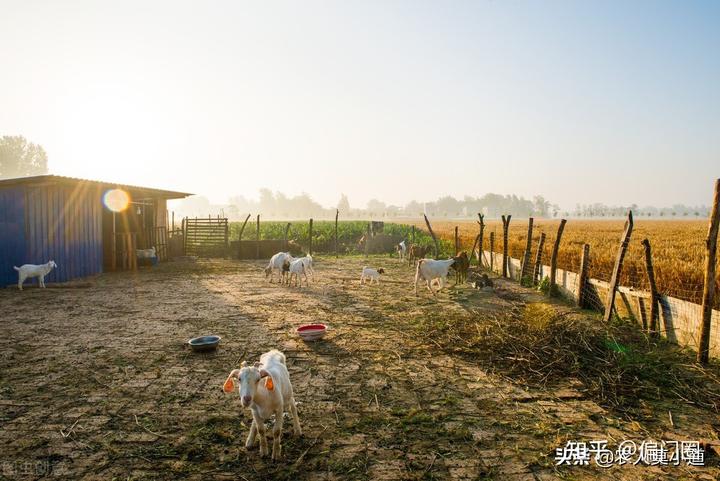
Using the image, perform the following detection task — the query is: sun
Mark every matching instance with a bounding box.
[103,189,130,212]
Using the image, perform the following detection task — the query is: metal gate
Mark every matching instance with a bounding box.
[183,217,229,257]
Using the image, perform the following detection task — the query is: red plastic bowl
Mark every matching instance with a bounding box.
[296,324,327,341]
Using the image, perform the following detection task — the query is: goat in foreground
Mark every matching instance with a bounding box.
[414,258,455,295]
[14,261,57,290]
[360,266,385,285]
[223,350,302,460]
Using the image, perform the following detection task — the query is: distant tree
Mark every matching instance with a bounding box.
[0,135,48,179]
[337,194,350,213]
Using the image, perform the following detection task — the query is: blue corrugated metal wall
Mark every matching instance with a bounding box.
[0,184,103,286]
[0,187,28,286]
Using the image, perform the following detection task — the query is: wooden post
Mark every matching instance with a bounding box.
[637,297,648,331]
[411,225,416,244]
[698,178,720,364]
[423,214,440,258]
[255,214,260,259]
[238,214,251,241]
[641,239,660,335]
[603,211,633,322]
[284,222,291,251]
[365,222,371,258]
[478,214,485,267]
[501,215,511,278]
[334,209,339,258]
[577,244,590,307]
[171,211,175,231]
[309,218,313,255]
[533,232,546,285]
[548,219,567,296]
[470,235,479,265]
[489,231,495,272]
[454,226,459,254]
[521,217,534,280]
[182,216,187,256]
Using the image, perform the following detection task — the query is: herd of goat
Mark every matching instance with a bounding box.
[232,240,483,460]
[263,239,474,295]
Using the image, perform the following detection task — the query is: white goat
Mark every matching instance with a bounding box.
[136,247,156,259]
[287,258,308,287]
[265,252,292,283]
[414,258,455,296]
[360,266,385,285]
[396,240,406,261]
[299,254,314,280]
[14,261,57,290]
[223,350,302,460]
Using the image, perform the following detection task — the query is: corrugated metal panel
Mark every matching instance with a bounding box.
[19,185,103,284]
[0,186,27,286]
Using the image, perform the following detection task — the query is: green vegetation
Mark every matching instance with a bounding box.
[230,220,455,255]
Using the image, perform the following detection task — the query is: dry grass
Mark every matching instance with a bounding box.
[403,219,717,306]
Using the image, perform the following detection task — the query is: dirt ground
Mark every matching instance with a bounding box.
[0,256,718,481]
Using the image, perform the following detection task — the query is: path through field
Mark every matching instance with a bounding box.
[0,257,717,480]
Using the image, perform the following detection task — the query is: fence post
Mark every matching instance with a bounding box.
[603,211,633,323]
[423,214,440,258]
[284,222,291,251]
[454,226,459,254]
[335,209,339,258]
[549,219,567,296]
[237,213,251,258]
[182,216,186,257]
[478,214,485,267]
[698,178,720,364]
[365,222,371,258]
[256,214,260,259]
[641,239,660,336]
[533,232,546,285]
[501,215,511,278]
[489,231,495,273]
[411,225,416,244]
[309,218,313,256]
[521,217,534,281]
[577,243,590,307]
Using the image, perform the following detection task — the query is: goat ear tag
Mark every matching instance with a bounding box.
[265,377,274,391]
[223,377,235,393]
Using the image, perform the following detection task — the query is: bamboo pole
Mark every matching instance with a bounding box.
[548,219,567,296]
[603,211,633,322]
[641,239,660,336]
[697,179,720,364]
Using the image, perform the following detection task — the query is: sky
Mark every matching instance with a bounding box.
[0,0,718,210]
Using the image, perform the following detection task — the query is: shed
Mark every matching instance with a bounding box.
[0,175,192,286]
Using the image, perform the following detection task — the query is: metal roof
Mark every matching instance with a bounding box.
[0,175,193,199]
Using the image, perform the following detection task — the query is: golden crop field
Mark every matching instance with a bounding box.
[403,218,717,306]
